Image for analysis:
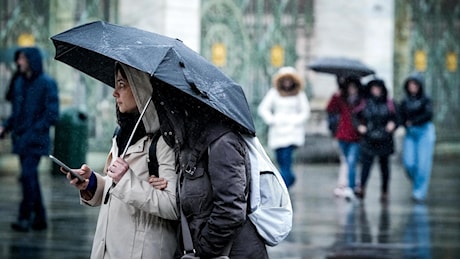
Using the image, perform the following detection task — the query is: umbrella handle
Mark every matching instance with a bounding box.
[120,97,152,159]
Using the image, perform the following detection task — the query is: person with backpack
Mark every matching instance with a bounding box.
[398,73,436,203]
[326,75,364,200]
[354,78,398,202]
[257,66,311,189]
[65,63,178,258]
[150,78,269,259]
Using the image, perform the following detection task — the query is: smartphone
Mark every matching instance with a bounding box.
[49,155,85,183]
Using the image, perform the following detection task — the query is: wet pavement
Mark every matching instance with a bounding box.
[0,153,459,258]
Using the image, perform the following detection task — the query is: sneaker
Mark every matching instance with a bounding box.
[412,196,425,204]
[343,187,355,200]
[333,186,346,197]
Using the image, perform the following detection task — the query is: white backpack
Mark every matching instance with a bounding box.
[243,136,293,246]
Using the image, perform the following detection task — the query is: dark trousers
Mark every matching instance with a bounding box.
[360,152,390,193]
[18,154,46,223]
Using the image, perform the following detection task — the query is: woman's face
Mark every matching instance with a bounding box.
[113,70,137,113]
[280,77,295,91]
[370,85,383,97]
[407,81,420,95]
[347,83,358,96]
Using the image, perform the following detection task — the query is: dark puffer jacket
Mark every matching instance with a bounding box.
[355,80,398,156]
[398,74,433,127]
[179,123,267,259]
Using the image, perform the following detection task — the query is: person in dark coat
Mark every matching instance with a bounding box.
[354,78,397,202]
[0,47,59,232]
[398,73,436,202]
[150,79,268,259]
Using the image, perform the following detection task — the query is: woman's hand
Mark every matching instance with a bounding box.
[64,164,92,190]
[358,125,367,134]
[149,176,168,190]
[107,157,129,184]
[386,121,396,132]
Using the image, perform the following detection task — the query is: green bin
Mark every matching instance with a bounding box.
[52,107,88,175]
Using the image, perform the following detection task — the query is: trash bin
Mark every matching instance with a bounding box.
[52,107,88,175]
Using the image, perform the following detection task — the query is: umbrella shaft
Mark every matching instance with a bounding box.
[121,97,152,158]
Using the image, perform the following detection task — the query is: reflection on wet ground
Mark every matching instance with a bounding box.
[0,153,459,258]
[268,158,460,258]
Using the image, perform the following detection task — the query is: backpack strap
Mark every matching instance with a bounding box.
[114,126,163,177]
[179,123,231,176]
[147,131,163,177]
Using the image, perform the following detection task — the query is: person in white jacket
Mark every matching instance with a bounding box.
[258,66,311,188]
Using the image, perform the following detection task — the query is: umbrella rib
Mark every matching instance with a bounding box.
[54,44,79,59]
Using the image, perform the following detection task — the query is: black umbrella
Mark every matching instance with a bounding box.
[50,21,255,136]
[308,57,375,77]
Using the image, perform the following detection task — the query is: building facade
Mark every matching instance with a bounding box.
[0,0,459,155]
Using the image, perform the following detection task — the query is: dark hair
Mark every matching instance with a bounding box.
[115,62,127,80]
[336,76,346,90]
[342,75,362,100]
[114,63,131,124]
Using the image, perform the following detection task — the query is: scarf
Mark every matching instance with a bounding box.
[116,112,147,157]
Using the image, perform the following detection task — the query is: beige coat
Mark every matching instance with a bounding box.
[81,63,178,258]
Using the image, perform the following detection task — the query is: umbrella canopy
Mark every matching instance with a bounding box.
[51,21,255,136]
[308,57,375,77]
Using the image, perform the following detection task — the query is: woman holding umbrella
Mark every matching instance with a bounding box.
[65,63,178,258]
[327,75,364,199]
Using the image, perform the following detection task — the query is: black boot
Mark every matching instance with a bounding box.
[11,219,30,232]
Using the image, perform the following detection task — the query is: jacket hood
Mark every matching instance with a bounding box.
[18,47,43,77]
[366,78,388,101]
[116,62,160,134]
[272,66,304,96]
[403,72,425,97]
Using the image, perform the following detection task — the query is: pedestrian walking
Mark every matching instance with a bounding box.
[327,75,363,199]
[257,66,311,188]
[150,78,269,258]
[65,63,178,258]
[327,76,349,198]
[354,78,398,202]
[0,47,59,232]
[398,73,436,202]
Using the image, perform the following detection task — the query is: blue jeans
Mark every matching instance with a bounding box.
[275,145,296,189]
[402,122,436,201]
[338,141,360,189]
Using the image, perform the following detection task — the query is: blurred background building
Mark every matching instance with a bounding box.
[0,0,459,160]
